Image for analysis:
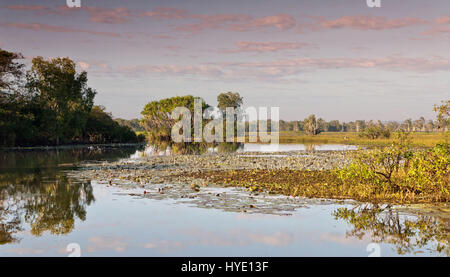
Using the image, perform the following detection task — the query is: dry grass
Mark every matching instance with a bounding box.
[278,131,447,148]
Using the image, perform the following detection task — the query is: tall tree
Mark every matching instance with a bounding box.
[27,57,96,144]
[217,92,243,112]
[304,114,321,135]
[434,100,449,132]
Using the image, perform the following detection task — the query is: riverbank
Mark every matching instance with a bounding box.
[74,149,449,204]
[0,143,146,151]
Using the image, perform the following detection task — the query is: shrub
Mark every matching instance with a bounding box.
[336,133,449,202]
[358,125,391,139]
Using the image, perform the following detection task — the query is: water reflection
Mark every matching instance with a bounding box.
[0,145,448,256]
[0,146,140,245]
[132,142,358,157]
[333,204,449,255]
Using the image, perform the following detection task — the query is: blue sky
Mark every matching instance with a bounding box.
[0,0,449,120]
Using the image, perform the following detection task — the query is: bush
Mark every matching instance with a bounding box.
[358,125,391,139]
[336,133,449,202]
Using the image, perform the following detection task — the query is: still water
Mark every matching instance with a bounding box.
[0,145,448,257]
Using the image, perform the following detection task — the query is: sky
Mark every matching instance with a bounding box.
[0,0,449,121]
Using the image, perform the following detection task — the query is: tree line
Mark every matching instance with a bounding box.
[279,113,449,135]
[0,48,142,147]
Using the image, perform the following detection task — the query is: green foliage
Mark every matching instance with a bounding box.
[0,48,139,147]
[141,95,210,153]
[84,106,138,144]
[115,118,145,132]
[27,56,96,144]
[217,92,242,112]
[336,133,449,202]
[404,142,449,199]
[358,125,391,139]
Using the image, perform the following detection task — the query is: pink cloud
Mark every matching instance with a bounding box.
[421,26,450,36]
[116,56,450,81]
[141,7,189,20]
[231,14,296,31]
[174,14,251,32]
[3,5,131,24]
[227,41,312,53]
[313,15,426,31]
[5,5,48,11]
[228,56,450,72]
[435,16,450,24]
[0,22,121,37]
[142,7,295,33]
[84,7,131,24]
[421,16,450,36]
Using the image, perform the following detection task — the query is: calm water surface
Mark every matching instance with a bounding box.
[0,145,448,257]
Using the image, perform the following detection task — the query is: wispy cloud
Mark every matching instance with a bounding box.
[110,56,450,82]
[142,8,296,33]
[225,41,315,53]
[297,15,426,33]
[0,22,121,37]
[3,5,132,24]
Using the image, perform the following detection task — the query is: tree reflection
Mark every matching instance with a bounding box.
[0,163,95,244]
[333,204,449,256]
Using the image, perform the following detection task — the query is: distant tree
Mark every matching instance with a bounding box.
[355,120,366,132]
[328,120,341,132]
[403,119,413,132]
[426,120,435,132]
[434,100,449,132]
[304,114,321,135]
[115,118,145,133]
[217,92,243,112]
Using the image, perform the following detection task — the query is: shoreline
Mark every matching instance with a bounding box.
[0,143,146,151]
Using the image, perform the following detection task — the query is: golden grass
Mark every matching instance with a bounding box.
[278,131,448,148]
[183,169,449,204]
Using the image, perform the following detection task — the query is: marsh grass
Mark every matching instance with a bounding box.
[279,131,447,148]
[184,168,448,204]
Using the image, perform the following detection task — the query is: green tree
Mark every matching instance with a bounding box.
[217,92,243,112]
[84,106,137,143]
[141,96,209,153]
[27,57,96,145]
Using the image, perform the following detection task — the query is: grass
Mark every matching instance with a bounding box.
[183,169,449,204]
[278,131,448,148]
